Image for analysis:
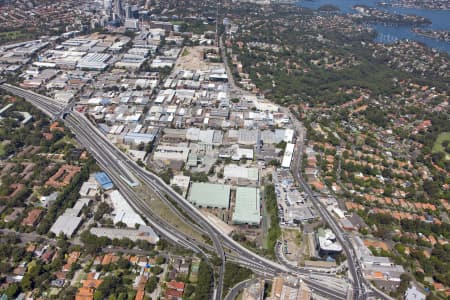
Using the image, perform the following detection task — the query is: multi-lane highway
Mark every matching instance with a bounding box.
[1,84,64,117]
[69,108,349,298]
[0,83,227,299]
[69,113,227,300]
[1,84,352,300]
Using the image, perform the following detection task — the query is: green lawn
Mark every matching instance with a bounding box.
[432,132,450,153]
[0,30,32,43]
[0,143,6,157]
[170,20,185,25]
[182,48,190,57]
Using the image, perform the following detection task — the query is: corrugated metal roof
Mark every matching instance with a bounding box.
[189,183,230,208]
[232,187,261,225]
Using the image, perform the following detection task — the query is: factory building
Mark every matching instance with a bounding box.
[281,143,295,168]
[189,183,231,209]
[50,198,90,237]
[223,165,259,184]
[77,53,111,70]
[232,187,261,226]
[50,215,82,238]
[153,145,190,162]
[123,132,156,145]
[109,190,146,227]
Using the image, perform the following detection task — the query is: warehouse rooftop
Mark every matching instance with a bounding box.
[232,187,261,225]
[189,183,231,209]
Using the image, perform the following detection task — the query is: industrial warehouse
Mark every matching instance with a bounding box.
[0,0,445,293]
[189,183,231,209]
[232,187,261,226]
[188,183,261,226]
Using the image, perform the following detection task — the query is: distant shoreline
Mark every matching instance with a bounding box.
[412,28,450,42]
[377,1,450,11]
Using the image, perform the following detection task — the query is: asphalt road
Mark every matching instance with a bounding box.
[0,228,57,245]
[223,278,255,300]
[1,83,230,298]
[67,113,227,300]
[289,116,363,296]
[287,109,394,300]
[1,84,360,300]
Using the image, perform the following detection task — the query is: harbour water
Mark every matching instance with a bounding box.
[296,0,450,53]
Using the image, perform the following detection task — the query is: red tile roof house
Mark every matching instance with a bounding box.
[165,280,185,300]
[135,290,145,300]
[165,288,183,300]
[21,208,43,227]
[0,183,26,201]
[167,280,185,292]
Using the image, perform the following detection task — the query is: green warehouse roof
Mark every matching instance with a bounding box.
[232,187,261,225]
[189,183,230,208]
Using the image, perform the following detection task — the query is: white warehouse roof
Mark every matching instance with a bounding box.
[50,215,82,237]
[281,143,295,168]
[109,190,146,227]
[153,145,190,161]
[223,165,259,182]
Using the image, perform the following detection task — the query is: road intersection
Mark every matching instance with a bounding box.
[1,83,382,300]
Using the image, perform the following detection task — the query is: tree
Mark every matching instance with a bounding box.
[56,286,77,299]
[184,284,195,297]
[275,140,287,151]
[159,168,174,184]
[116,221,127,229]
[137,159,145,167]
[93,290,104,300]
[423,180,439,198]
[5,283,20,298]
[151,266,163,275]
[95,202,113,221]
[155,256,165,265]
[210,253,222,266]
[95,275,127,299]
[57,234,70,250]
[20,274,33,291]
[146,276,158,293]
[0,261,12,273]
[116,258,131,270]
[264,184,281,257]
[172,185,183,195]
[268,159,280,167]
[80,231,111,254]
[190,172,208,182]
[192,261,212,300]
[223,263,252,295]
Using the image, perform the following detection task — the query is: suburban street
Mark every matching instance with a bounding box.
[0,0,447,298]
[0,83,369,300]
[288,108,394,300]
[288,111,365,299]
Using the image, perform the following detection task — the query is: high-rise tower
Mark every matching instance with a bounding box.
[114,0,124,19]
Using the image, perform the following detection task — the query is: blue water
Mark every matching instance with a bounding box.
[296,0,450,53]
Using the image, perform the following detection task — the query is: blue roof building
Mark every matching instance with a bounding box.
[95,172,114,190]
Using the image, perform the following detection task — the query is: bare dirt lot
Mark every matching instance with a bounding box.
[175,46,222,71]
[283,228,309,265]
